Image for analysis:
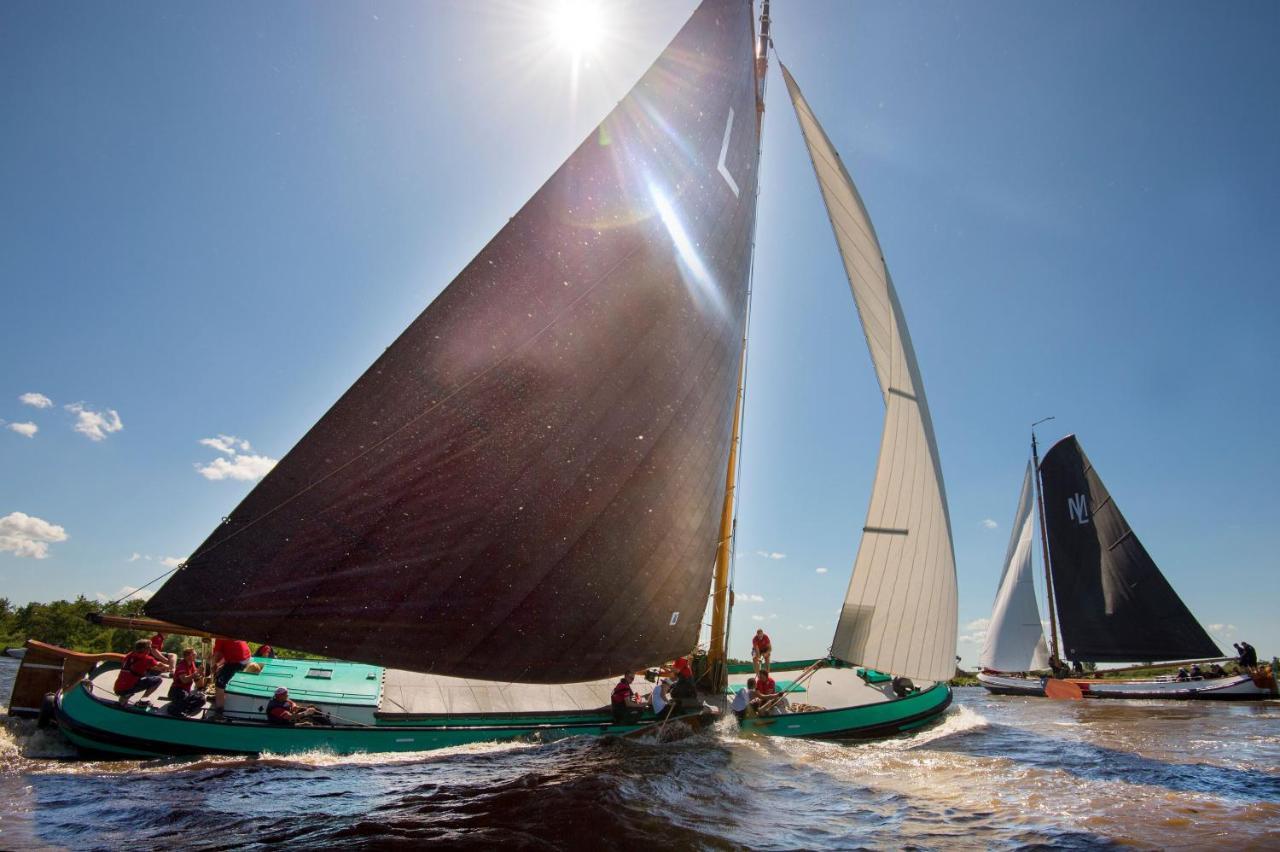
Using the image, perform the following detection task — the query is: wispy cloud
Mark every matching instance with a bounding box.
[66,402,123,441]
[128,553,186,569]
[19,392,52,409]
[195,434,277,482]
[8,422,37,438]
[751,614,765,622]
[0,512,68,559]
[815,566,829,574]
[1207,623,1237,640]
[798,624,815,631]
[741,593,764,603]
[96,585,155,604]
[754,550,786,560]
[981,518,998,530]
[965,618,991,632]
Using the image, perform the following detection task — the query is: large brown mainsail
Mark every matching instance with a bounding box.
[148,0,761,683]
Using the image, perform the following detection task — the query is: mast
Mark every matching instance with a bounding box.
[707,0,771,693]
[1031,417,1059,662]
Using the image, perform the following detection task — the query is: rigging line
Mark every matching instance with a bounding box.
[108,565,181,607]
[182,222,668,570]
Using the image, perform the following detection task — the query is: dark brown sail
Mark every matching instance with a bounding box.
[1040,435,1221,663]
[147,0,761,683]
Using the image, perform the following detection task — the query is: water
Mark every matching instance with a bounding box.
[2,657,1277,850]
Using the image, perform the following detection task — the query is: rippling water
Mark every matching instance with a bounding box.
[2,657,1277,850]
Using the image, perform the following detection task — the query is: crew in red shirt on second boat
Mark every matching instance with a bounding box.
[752,629,772,674]
[165,647,207,718]
[210,637,252,716]
[114,638,171,706]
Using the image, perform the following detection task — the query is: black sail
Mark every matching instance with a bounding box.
[1040,435,1221,663]
[147,0,761,683]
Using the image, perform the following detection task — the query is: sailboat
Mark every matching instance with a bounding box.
[26,0,956,757]
[978,432,1276,700]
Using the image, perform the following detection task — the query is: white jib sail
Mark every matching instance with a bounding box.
[980,461,1050,672]
[781,64,958,682]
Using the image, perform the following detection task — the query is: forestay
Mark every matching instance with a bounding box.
[1040,435,1221,663]
[980,462,1050,672]
[147,0,761,684]
[780,64,957,682]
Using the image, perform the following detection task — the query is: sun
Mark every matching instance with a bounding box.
[548,1,606,55]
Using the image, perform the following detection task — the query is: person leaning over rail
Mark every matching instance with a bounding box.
[210,636,252,717]
[114,638,171,707]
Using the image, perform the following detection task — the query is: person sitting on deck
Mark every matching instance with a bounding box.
[211,636,253,716]
[1175,667,1190,682]
[611,672,645,723]
[751,668,789,715]
[752,629,772,675]
[255,643,277,659]
[1189,663,1203,680]
[650,677,672,719]
[1208,662,1226,678]
[114,638,171,706]
[265,687,327,726]
[730,677,755,722]
[165,647,207,717]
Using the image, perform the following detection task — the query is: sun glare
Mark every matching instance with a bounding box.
[549,1,605,55]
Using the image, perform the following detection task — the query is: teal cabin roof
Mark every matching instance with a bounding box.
[227,658,383,707]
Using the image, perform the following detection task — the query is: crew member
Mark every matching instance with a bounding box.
[668,659,698,716]
[1235,641,1258,668]
[265,687,327,726]
[114,638,170,706]
[730,677,755,723]
[211,636,253,715]
[611,672,644,723]
[165,647,206,717]
[752,629,772,675]
[255,644,277,659]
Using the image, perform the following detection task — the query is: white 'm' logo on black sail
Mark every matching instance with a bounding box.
[1068,493,1089,525]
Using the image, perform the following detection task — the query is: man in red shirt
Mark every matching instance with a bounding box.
[114,638,170,706]
[610,672,644,723]
[211,637,252,715]
[752,628,772,675]
[266,687,326,726]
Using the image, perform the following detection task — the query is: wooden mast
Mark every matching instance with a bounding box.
[1031,418,1059,662]
[706,0,771,693]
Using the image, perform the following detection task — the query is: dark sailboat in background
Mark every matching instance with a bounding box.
[24,0,959,756]
[979,433,1276,700]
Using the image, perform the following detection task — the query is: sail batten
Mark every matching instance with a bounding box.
[1040,435,1221,663]
[980,461,1050,672]
[146,0,762,684]
[781,64,957,682]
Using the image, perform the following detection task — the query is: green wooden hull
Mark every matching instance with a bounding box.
[738,683,952,740]
[55,683,697,758]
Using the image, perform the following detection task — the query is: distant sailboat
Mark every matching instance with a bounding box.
[979,433,1276,700]
[30,0,959,756]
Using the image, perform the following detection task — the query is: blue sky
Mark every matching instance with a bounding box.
[2,1,1276,667]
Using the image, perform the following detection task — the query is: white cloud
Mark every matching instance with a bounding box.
[195,435,277,481]
[798,624,815,631]
[128,552,143,562]
[0,512,69,559]
[19,392,52,409]
[65,402,123,441]
[754,551,786,560]
[741,593,764,603]
[751,614,765,622]
[1207,623,1237,639]
[8,422,37,438]
[768,613,778,620]
[200,434,253,455]
[160,556,183,568]
[981,518,998,530]
[96,585,155,604]
[965,618,991,632]
[815,566,829,574]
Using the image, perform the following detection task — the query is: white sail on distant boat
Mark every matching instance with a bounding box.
[979,461,1049,674]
